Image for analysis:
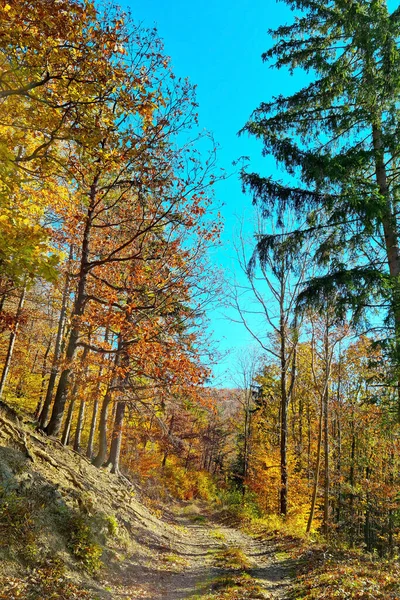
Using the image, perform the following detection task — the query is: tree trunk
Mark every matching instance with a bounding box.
[92,339,122,468]
[242,390,251,493]
[279,313,288,516]
[39,247,72,428]
[335,409,342,526]
[87,395,99,460]
[306,390,324,534]
[45,193,96,437]
[162,413,175,469]
[0,292,6,313]
[86,329,109,459]
[105,401,126,474]
[71,347,91,450]
[0,286,26,401]
[61,395,76,446]
[60,342,89,445]
[34,336,52,419]
[92,386,112,467]
[364,464,372,552]
[388,446,395,556]
[349,409,356,546]
[307,398,312,483]
[323,327,330,535]
[73,398,86,452]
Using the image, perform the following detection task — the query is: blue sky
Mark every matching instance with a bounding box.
[118,0,297,386]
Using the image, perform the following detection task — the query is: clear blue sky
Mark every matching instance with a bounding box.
[118,0,297,386]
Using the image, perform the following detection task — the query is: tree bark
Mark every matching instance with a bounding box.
[105,401,126,474]
[279,295,288,516]
[86,329,109,459]
[306,389,324,534]
[73,398,86,452]
[87,394,99,460]
[39,246,72,428]
[60,343,89,446]
[61,395,76,446]
[242,391,251,493]
[0,286,26,401]
[162,413,175,468]
[92,386,112,467]
[323,326,330,535]
[349,407,356,546]
[34,336,52,419]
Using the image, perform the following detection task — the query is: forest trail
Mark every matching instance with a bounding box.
[109,503,293,599]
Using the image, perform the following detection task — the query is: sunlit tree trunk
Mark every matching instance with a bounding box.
[61,392,76,446]
[105,401,126,474]
[39,246,73,428]
[93,340,122,468]
[34,336,53,419]
[87,384,100,460]
[323,326,330,535]
[306,388,323,534]
[86,329,109,459]
[73,397,86,452]
[0,286,26,401]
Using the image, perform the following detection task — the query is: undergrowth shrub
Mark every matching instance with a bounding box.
[0,487,38,563]
[68,513,103,574]
[218,485,313,539]
[162,464,217,501]
[244,504,316,539]
[217,487,262,521]
[54,495,118,573]
[104,513,118,537]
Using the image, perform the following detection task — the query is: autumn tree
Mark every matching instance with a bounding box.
[42,17,219,437]
[0,0,128,289]
[229,216,312,515]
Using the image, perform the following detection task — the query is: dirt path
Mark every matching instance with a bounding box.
[109,504,293,599]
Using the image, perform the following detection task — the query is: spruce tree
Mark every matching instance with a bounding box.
[242,0,400,413]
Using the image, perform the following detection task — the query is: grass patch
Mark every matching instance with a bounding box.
[192,514,207,524]
[190,572,269,599]
[242,510,312,541]
[161,552,190,569]
[213,547,251,570]
[210,529,226,541]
